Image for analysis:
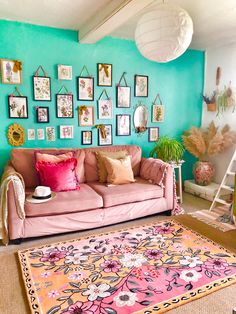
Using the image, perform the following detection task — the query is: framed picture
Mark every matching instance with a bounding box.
[36,107,49,123]
[46,127,55,141]
[33,76,51,101]
[149,127,159,142]
[77,77,94,101]
[27,129,35,141]
[60,125,74,139]
[56,94,74,118]
[98,125,112,146]
[8,96,28,118]
[152,105,164,122]
[81,131,92,145]
[116,86,131,108]
[37,129,45,140]
[98,99,112,119]
[1,59,22,84]
[116,114,131,136]
[97,63,112,86]
[134,75,148,97]
[78,106,94,127]
[57,65,72,80]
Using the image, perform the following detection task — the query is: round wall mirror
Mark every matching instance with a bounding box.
[133,104,148,133]
[8,123,25,146]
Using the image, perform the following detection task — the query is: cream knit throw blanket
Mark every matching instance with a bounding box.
[0,162,25,245]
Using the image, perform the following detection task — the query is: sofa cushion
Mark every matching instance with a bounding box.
[25,184,103,217]
[84,145,142,182]
[11,148,86,187]
[88,177,163,208]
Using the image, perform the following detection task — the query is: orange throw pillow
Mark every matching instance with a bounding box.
[96,150,127,183]
[102,155,135,185]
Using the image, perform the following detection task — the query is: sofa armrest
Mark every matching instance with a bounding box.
[1,162,25,242]
[140,158,177,211]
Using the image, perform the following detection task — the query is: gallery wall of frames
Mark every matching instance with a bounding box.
[0,20,205,179]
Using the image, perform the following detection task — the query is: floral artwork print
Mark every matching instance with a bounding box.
[98,125,112,146]
[27,129,35,141]
[8,96,28,118]
[18,220,236,314]
[97,64,112,86]
[33,76,51,101]
[152,105,164,122]
[1,59,22,84]
[98,99,112,119]
[135,75,148,97]
[56,95,74,118]
[78,77,94,101]
[46,127,55,141]
[36,107,49,123]
[60,125,74,139]
[58,65,72,80]
[79,106,94,127]
[117,86,131,108]
[116,115,131,136]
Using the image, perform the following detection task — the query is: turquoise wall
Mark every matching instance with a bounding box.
[0,20,204,179]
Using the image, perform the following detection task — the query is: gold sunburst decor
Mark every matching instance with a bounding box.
[8,123,25,146]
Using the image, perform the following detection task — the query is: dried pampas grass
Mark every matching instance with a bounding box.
[182,121,236,160]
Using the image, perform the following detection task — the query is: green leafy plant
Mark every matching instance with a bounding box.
[150,136,185,163]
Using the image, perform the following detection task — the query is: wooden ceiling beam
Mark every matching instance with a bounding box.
[79,0,155,44]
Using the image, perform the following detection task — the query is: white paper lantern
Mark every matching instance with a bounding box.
[135,4,193,63]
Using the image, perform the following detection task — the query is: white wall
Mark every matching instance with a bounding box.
[202,43,236,183]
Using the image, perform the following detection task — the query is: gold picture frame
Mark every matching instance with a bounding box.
[8,123,25,146]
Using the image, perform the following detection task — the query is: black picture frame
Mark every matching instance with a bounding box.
[8,95,28,119]
[98,124,113,146]
[33,76,51,101]
[97,63,112,87]
[148,127,159,142]
[134,75,148,97]
[81,131,93,145]
[77,76,94,101]
[56,94,74,118]
[116,114,131,136]
[36,106,49,123]
[116,86,131,108]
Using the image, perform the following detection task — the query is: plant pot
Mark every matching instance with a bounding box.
[193,161,215,186]
[207,103,216,112]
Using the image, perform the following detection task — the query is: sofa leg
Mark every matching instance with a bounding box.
[11,238,23,245]
[165,210,172,216]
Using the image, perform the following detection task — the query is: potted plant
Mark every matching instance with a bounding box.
[150,136,185,163]
[216,84,235,116]
[182,122,236,185]
[203,92,217,112]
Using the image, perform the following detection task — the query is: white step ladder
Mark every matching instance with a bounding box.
[209,149,236,212]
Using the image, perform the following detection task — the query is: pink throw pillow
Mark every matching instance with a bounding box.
[36,158,79,192]
[35,151,74,163]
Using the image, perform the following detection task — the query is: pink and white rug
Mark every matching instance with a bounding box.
[18,220,236,314]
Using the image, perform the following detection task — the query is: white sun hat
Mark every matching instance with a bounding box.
[26,186,56,204]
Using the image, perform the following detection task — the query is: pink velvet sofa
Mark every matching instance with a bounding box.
[6,145,176,242]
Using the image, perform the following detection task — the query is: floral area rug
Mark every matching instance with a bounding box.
[18,220,236,314]
[189,206,236,232]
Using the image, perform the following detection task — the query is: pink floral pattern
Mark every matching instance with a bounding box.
[19,221,236,314]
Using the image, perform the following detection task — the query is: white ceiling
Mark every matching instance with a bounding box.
[1,0,236,50]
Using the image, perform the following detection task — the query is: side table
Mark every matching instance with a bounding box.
[169,160,185,204]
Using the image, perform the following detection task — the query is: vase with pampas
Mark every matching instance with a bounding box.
[182,122,236,186]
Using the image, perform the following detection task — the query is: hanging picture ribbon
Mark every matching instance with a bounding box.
[57,85,71,95]
[10,86,23,97]
[117,72,128,87]
[79,65,93,78]
[153,93,163,106]
[34,65,48,77]
[98,89,110,100]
